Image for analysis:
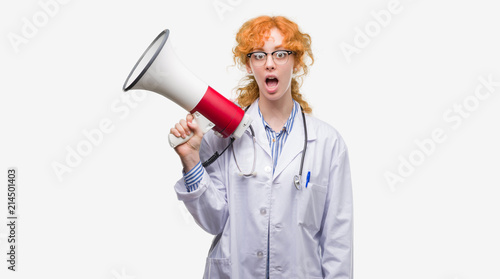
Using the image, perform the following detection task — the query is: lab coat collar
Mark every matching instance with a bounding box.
[244,100,272,158]
[244,99,318,179]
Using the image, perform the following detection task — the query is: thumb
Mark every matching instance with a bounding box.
[186,116,204,138]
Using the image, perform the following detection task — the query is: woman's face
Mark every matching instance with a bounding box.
[246,28,295,104]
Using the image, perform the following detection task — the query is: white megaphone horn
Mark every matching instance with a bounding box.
[123,29,252,148]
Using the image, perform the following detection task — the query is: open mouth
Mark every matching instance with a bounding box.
[265,77,279,91]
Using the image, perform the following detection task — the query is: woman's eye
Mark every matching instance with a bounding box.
[276,51,286,58]
[254,53,266,60]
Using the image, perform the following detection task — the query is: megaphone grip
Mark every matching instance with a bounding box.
[168,113,214,148]
[168,132,194,148]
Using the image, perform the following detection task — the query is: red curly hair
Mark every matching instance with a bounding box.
[232,15,314,113]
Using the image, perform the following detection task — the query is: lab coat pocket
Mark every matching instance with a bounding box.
[204,258,231,279]
[297,182,328,232]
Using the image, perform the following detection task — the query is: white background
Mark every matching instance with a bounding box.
[1,0,499,278]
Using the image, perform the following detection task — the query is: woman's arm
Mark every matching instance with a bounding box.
[171,114,230,235]
[320,148,354,279]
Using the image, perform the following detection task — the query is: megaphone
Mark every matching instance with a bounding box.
[123,29,252,148]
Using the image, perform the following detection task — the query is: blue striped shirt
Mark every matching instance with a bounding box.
[258,100,299,173]
[183,161,204,192]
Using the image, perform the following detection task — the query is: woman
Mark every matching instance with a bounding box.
[171,15,353,279]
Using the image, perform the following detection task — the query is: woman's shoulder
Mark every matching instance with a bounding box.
[305,114,349,152]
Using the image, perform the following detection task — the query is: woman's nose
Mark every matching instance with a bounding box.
[265,55,276,70]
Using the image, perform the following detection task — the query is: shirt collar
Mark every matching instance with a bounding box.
[257,100,299,135]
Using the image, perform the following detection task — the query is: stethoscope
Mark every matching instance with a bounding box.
[203,107,308,190]
[294,108,308,189]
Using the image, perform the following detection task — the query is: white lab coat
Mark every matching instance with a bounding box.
[175,100,353,279]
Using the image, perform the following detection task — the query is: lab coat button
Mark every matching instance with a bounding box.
[275,266,283,272]
[264,166,272,173]
[257,251,264,258]
[275,223,283,230]
[260,208,267,215]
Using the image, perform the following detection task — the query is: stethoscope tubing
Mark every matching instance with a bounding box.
[203,106,308,190]
[294,109,308,189]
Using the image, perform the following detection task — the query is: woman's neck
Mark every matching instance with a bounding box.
[258,95,294,132]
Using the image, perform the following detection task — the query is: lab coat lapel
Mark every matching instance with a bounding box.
[274,112,317,180]
[245,101,272,158]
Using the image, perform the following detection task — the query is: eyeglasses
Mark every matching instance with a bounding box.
[246,50,294,66]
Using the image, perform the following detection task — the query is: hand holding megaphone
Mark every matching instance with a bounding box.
[123,29,252,148]
[168,111,214,148]
[169,113,204,154]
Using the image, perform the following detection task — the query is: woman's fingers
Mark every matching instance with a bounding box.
[171,118,192,138]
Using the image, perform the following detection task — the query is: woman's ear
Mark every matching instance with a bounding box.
[246,62,252,74]
[293,60,303,74]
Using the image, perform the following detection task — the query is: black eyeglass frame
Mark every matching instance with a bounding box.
[246,50,295,63]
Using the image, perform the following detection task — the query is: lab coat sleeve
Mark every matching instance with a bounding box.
[320,148,354,279]
[174,134,229,235]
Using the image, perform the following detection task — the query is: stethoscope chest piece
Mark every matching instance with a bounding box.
[294,175,302,190]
